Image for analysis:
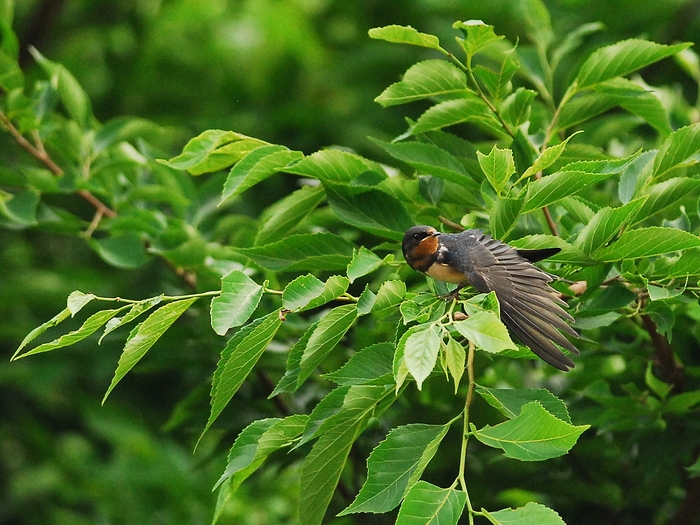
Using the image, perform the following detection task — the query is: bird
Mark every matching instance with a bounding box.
[402,225,579,371]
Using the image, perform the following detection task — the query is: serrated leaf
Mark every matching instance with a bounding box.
[412,97,503,137]
[340,423,450,515]
[595,227,700,262]
[13,307,121,360]
[282,274,349,312]
[473,401,589,461]
[652,248,700,278]
[575,39,691,89]
[270,320,318,396]
[454,20,504,57]
[357,285,377,316]
[574,198,647,255]
[220,145,303,203]
[401,324,441,390]
[12,307,72,360]
[484,502,566,525]
[210,270,264,336]
[236,232,355,271]
[299,385,386,525]
[370,138,477,188]
[283,149,382,183]
[373,280,407,313]
[103,298,198,403]
[201,312,282,439]
[368,25,444,52]
[214,415,307,490]
[67,291,96,316]
[298,304,358,387]
[476,386,571,423]
[478,145,515,195]
[634,178,700,223]
[501,87,536,128]
[444,336,465,394]
[520,0,553,48]
[375,59,469,107]
[323,342,395,386]
[347,247,384,283]
[490,194,525,241]
[520,133,580,181]
[454,311,517,353]
[159,129,265,173]
[324,183,413,241]
[395,481,467,525]
[99,296,163,344]
[297,386,350,447]
[255,185,325,245]
[653,123,700,177]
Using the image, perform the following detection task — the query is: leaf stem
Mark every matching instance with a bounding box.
[459,339,476,523]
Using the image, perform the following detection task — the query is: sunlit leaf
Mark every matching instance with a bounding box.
[375,59,469,107]
[368,25,444,52]
[394,481,466,525]
[595,227,700,261]
[210,270,263,336]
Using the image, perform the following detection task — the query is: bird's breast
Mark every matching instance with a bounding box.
[425,262,469,284]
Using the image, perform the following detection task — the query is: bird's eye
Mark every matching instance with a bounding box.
[413,233,423,240]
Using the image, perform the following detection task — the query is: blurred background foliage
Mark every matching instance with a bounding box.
[2,1,700,524]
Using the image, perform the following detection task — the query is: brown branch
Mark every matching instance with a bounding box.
[640,314,685,391]
[542,206,559,237]
[0,111,117,218]
[439,216,464,232]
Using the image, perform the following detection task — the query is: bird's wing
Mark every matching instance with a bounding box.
[445,232,579,371]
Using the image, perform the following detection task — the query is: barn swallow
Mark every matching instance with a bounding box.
[402,225,579,371]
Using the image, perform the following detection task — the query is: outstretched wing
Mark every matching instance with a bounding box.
[443,231,579,371]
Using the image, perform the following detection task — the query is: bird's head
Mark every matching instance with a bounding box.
[402,225,441,268]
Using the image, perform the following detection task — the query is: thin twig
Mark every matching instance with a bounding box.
[0,110,117,218]
[640,314,685,391]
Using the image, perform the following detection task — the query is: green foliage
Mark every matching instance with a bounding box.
[4,2,700,525]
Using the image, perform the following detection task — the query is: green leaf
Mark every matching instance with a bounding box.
[90,234,150,269]
[502,87,536,128]
[373,281,406,314]
[453,311,517,353]
[652,248,700,278]
[357,285,377,316]
[99,296,163,344]
[210,270,264,336]
[323,342,395,386]
[645,362,672,400]
[375,59,469,107]
[202,312,282,438]
[159,129,265,174]
[595,227,700,262]
[324,183,414,241]
[368,25,444,52]
[283,149,382,183]
[523,152,640,212]
[299,385,385,525]
[347,247,384,283]
[635,178,700,222]
[297,386,350,447]
[13,307,122,360]
[103,298,198,403]
[298,304,358,387]
[520,0,554,48]
[236,232,355,271]
[484,502,566,525]
[520,133,580,181]
[400,294,447,325]
[394,481,466,525]
[401,323,441,390]
[653,123,700,177]
[370,138,477,188]
[220,146,303,203]
[574,198,647,255]
[509,235,595,265]
[490,194,525,241]
[214,415,307,490]
[270,320,318,396]
[574,39,691,89]
[0,49,23,91]
[340,423,451,515]
[476,385,571,423]
[478,145,515,195]
[473,402,589,461]
[0,189,39,225]
[551,22,605,74]
[93,116,159,152]
[255,185,325,245]
[444,336,466,394]
[30,46,93,128]
[282,274,349,312]
[67,290,96,316]
[453,20,504,58]
[412,97,502,137]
